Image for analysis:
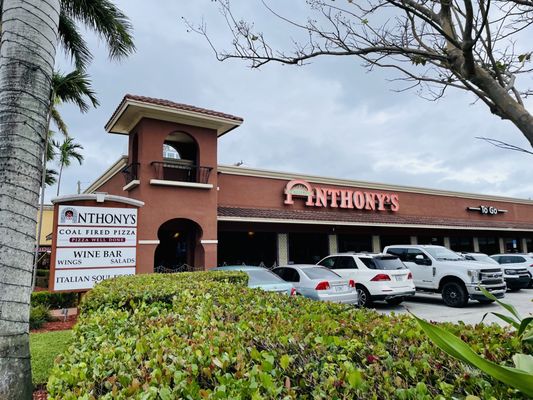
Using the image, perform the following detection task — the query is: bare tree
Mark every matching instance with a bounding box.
[188,0,533,145]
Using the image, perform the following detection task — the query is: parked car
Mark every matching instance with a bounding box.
[489,254,533,289]
[272,265,358,305]
[317,253,415,307]
[384,245,506,307]
[212,266,296,295]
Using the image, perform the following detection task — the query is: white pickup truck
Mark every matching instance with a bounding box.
[383,245,506,307]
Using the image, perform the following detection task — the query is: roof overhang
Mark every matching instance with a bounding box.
[105,98,243,136]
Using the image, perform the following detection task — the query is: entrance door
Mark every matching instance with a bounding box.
[154,218,200,272]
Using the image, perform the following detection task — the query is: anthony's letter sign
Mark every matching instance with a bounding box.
[52,205,138,291]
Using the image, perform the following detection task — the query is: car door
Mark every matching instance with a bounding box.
[332,256,358,279]
[389,248,432,288]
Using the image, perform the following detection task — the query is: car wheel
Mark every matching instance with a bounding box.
[386,297,404,306]
[441,282,468,307]
[356,285,372,307]
[477,299,495,305]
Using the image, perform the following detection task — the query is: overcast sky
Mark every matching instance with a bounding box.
[49,1,533,203]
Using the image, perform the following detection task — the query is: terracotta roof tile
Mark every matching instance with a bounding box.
[106,94,243,130]
[217,206,533,230]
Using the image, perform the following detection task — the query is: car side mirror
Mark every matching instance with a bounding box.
[414,255,431,266]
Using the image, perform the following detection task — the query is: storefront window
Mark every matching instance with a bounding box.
[449,237,474,252]
[417,236,444,246]
[288,233,329,264]
[504,237,522,253]
[380,235,412,249]
[218,232,277,267]
[477,237,499,255]
[337,234,372,253]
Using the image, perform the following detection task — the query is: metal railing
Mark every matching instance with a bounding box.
[121,162,139,184]
[151,161,212,184]
[155,264,196,273]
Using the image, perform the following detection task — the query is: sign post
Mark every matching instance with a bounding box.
[49,194,144,292]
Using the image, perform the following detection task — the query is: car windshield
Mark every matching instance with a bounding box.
[246,269,284,285]
[302,267,340,280]
[361,256,406,270]
[471,254,500,265]
[424,247,463,261]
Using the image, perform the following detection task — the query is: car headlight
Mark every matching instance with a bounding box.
[467,269,480,283]
[504,269,517,275]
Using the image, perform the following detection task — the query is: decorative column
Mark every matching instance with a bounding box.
[328,234,338,255]
[372,235,381,253]
[277,233,289,266]
[410,236,417,245]
[498,238,505,253]
[473,237,480,252]
[521,238,528,253]
[443,237,451,249]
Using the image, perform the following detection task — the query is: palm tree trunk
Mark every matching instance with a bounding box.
[32,120,52,290]
[0,1,60,399]
[56,162,64,196]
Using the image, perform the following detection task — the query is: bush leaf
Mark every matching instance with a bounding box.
[413,314,533,397]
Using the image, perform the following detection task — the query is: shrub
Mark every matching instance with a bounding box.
[31,291,78,309]
[30,305,51,330]
[36,269,50,278]
[79,270,249,312]
[48,272,527,399]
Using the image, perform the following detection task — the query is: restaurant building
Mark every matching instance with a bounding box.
[84,95,533,272]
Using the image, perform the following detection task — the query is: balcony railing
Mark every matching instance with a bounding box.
[151,161,212,184]
[122,162,139,184]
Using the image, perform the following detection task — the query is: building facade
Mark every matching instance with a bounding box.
[85,95,533,272]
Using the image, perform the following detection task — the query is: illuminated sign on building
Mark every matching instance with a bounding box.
[284,180,399,212]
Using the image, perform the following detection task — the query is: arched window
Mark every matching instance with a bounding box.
[162,132,197,164]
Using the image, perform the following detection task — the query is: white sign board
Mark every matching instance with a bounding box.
[54,268,136,291]
[57,227,137,247]
[52,205,138,291]
[55,247,136,269]
[57,205,137,227]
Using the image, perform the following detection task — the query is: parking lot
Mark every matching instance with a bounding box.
[374,289,533,325]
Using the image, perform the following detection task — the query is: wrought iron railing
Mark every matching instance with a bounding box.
[151,161,212,184]
[121,162,139,184]
[155,264,196,273]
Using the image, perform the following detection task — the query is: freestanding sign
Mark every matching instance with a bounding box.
[49,194,144,292]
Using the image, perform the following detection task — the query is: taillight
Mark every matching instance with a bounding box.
[290,287,296,296]
[407,272,413,280]
[315,281,331,290]
[349,279,355,288]
[371,274,391,282]
[529,264,533,267]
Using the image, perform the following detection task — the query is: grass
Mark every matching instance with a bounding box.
[30,330,72,386]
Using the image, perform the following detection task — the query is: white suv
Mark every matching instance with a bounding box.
[317,253,415,307]
[489,254,533,289]
[384,245,506,307]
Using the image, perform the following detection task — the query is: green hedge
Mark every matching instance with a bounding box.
[36,269,50,278]
[31,291,78,309]
[29,305,51,330]
[79,271,249,313]
[48,272,527,399]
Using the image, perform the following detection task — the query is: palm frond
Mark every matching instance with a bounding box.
[61,0,135,61]
[58,11,92,70]
[58,137,84,168]
[52,70,99,113]
[46,131,56,162]
[50,107,69,136]
[45,169,58,186]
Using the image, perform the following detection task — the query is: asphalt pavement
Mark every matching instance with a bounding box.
[373,289,533,325]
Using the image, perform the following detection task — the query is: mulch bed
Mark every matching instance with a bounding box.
[33,389,47,400]
[31,315,77,334]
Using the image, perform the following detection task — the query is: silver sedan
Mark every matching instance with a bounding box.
[272,265,358,305]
